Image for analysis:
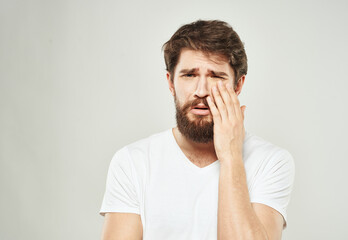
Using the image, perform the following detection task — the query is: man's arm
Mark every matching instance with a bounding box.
[206,81,285,240]
[101,212,143,240]
[217,158,283,240]
[252,203,284,240]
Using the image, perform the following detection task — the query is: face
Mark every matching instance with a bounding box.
[167,49,237,143]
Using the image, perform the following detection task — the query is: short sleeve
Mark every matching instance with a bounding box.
[249,149,295,229]
[99,146,140,216]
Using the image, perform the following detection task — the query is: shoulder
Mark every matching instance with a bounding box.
[243,130,295,172]
[124,128,171,158]
[110,128,172,171]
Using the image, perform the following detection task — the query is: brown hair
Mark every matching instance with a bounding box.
[162,19,248,87]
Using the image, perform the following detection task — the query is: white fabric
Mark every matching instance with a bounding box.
[99,128,295,239]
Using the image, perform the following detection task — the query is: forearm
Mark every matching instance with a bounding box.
[217,154,268,240]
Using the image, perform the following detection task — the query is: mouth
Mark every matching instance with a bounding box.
[191,105,210,115]
[192,104,209,110]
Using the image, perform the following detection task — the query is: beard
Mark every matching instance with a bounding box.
[174,95,214,143]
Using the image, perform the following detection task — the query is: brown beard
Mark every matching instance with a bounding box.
[174,95,214,143]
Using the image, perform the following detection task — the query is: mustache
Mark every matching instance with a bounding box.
[191,98,209,108]
[174,96,210,112]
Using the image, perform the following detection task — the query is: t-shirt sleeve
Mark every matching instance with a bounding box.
[249,149,295,229]
[99,146,140,216]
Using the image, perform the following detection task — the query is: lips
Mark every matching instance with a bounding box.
[191,108,210,115]
[192,103,209,110]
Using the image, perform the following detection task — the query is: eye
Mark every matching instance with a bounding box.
[212,75,224,79]
[183,74,195,77]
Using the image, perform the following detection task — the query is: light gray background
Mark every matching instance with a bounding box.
[1,0,347,239]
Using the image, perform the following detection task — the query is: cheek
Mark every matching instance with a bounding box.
[175,92,192,109]
[174,88,188,101]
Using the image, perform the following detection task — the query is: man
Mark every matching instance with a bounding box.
[100,20,295,240]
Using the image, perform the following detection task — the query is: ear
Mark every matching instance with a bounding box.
[235,75,246,96]
[166,71,175,97]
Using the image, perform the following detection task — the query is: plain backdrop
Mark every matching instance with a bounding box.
[1,0,347,239]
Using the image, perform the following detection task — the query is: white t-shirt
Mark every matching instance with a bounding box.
[99,128,295,239]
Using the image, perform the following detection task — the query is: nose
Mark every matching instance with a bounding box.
[193,76,211,99]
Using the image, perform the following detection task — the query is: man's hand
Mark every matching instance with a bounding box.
[207,80,246,162]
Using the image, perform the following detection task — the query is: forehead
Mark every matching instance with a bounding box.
[175,49,234,75]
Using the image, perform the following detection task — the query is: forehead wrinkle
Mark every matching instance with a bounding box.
[178,58,227,72]
[182,56,227,71]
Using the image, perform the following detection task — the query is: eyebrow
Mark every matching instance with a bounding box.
[179,68,198,75]
[179,68,228,77]
[210,70,228,77]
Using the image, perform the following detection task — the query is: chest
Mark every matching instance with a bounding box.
[143,169,220,239]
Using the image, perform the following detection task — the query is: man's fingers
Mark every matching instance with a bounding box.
[226,83,243,121]
[207,96,221,122]
[212,84,229,121]
[218,81,235,120]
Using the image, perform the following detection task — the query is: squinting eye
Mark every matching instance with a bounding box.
[213,76,223,79]
[184,74,195,77]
